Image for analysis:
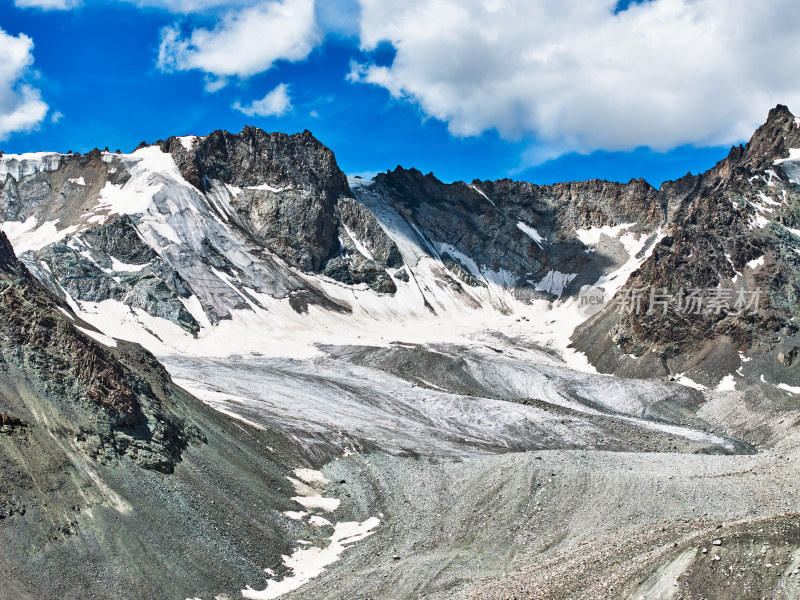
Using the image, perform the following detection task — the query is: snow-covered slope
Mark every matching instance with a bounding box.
[0,136,658,363]
[0,130,726,465]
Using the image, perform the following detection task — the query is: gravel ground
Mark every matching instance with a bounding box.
[159,340,800,600]
[266,439,800,600]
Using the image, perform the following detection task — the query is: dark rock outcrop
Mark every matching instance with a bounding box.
[32,216,200,334]
[160,128,346,272]
[362,166,662,301]
[158,127,403,292]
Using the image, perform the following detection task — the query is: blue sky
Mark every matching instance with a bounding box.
[1,0,798,188]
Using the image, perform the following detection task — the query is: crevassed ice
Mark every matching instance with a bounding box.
[533,270,577,297]
[775,148,800,185]
[0,153,62,182]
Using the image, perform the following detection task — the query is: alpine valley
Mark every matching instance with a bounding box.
[2,105,800,600]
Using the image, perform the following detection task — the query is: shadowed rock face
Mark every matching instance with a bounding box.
[324,195,403,293]
[571,105,800,385]
[33,216,201,334]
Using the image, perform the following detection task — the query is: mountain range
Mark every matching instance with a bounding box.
[1,105,800,599]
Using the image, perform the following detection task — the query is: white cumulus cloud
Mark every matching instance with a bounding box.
[352,0,800,161]
[13,0,79,9]
[157,0,320,84]
[0,28,49,142]
[233,83,293,117]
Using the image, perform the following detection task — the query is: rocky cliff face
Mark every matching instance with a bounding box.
[158,128,347,272]
[158,127,400,292]
[0,129,403,330]
[0,229,313,599]
[32,215,201,333]
[0,229,199,472]
[361,166,664,305]
[572,105,800,388]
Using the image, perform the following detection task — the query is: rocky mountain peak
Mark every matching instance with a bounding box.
[151,126,404,287]
[157,126,349,197]
[738,104,800,171]
[572,105,800,387]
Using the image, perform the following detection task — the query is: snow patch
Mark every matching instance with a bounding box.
[717,374,736,392]
[243,461,379,599]
[775,148,800,163]
[517,221,545,247]
[178,295,212,330]
[247,183,291,193]
[95,181,158,216]
[291,495,341,513]
[293,468,330,486]
[1,217,79,254]
[574,223,636,247]
[749,200,774,214]
[242,517,380,600]
[675,375,707,391]
[777,383,800,395]
[110,257,148,272]
[75,326,117,347]
[178,136,197,151]
[746,256,764,270]
[435,242,481,278]
[725,254,743,279]
[343,224,374,260]
[283,511,307,521]
[68,177,86,186]
[748,212,770,229]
